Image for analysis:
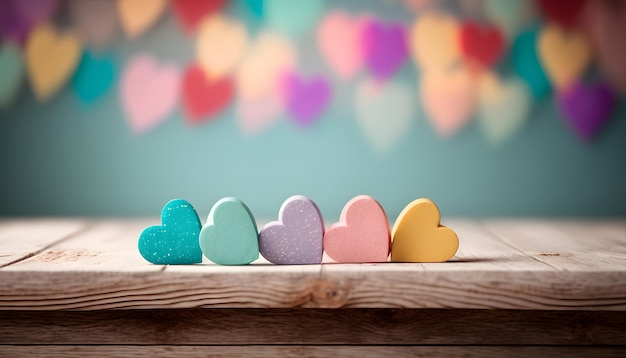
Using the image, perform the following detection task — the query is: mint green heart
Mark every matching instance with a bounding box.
[266,0,325,38]
[0,43,24,109]
[138,199,202,265]
[199,197,259,265]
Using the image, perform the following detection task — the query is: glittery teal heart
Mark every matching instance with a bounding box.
[138,199,202,264]
[199,197,259,265]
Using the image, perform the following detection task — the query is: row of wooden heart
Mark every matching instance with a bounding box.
[139,195,459,266]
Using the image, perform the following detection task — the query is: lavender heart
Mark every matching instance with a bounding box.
[283,73,331,127]
[557,82,616,141]
[258,195,325,265]
[0,0,58,43]
[362,20,408,80]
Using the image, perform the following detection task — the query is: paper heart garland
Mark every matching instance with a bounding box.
[236,32,297,100]
[512,28,551,98]
[557,81,616,142]
[117,0,167,38]
[259,195,324,265]
[317,11,368,80]
[173,0,225,34]
[538,25,591,90]
[411,13,460,72]
[25,23,82,102]
[197,15,248,80]
[324,195,390,263]
[391,198,458,263]
[362,19,408,80]
[138,199,203,265]
[182,64,233,124]
[266,0,324,38]
[354,78,415,153]
[69,0,118,50]
[478,74,532,146]
[0,42,24,108]
[72,51,116,104]
[0,0,58,43]
[120,54,181,133]
[459,21,505,69]
[585,0,626,95]
[199,197,259,265]
[421,66,476,137]
[282,72,332,128]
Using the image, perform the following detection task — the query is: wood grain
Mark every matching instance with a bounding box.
[1,309,625,345]
[0,219,624,310]
[1,345,624,358]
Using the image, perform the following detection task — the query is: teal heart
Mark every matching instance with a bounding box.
[199,197,259,265]
[266,0,325,38]
[512,27,551,99]
[244,0,264,17]
[138,199,202,265]
[72,51,116,104]
[0,42,24,109]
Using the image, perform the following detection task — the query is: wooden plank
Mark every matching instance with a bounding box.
[482,219,626,271]
[0,219,87,267]
[1,309,625,345]
[0,219,625,310]
[2,219,162,272]
[0,345,624,358]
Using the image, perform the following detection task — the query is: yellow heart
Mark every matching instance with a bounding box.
[117,0,168,38]
[197,15,248,80]
[391,198,459,263]
[538,25,591,89]
[410,13,460,72]
[25,23,81,101]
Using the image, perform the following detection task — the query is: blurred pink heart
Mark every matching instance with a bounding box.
[421,67,476,137]
[236,92,283,135]
[120,54,181,133]
[317,11,368,80]
[584,1,626,95]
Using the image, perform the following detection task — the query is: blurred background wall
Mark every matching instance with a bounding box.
[0,0,625,219]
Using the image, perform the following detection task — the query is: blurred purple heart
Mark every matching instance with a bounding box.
[282,73,332,127]
[0,0,58,43]
[557,82,616,141]
[362,20,408,80]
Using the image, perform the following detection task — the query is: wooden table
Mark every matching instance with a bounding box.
[1,219,625,357]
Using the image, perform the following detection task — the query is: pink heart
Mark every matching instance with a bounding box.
[324,195,390,263]
[236,91,283,135]
[120,54,181,133]
[421,67,476,137]
[317,11,368,80]
[584,1,626,95]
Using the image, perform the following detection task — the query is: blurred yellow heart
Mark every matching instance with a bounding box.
[117,0,168,38]
[391,198,458,263]
[538,25,591,89]
[25,23,81,101]
[411,13,460,71]
[197,15,248,80]
[236,32,297,100]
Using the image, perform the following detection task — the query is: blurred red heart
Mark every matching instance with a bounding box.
[173,0,225,33]
[182,64,233,124]
[536,0,586,28]
[459,22,504,68]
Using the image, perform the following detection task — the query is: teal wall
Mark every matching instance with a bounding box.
[1,1,625,220]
